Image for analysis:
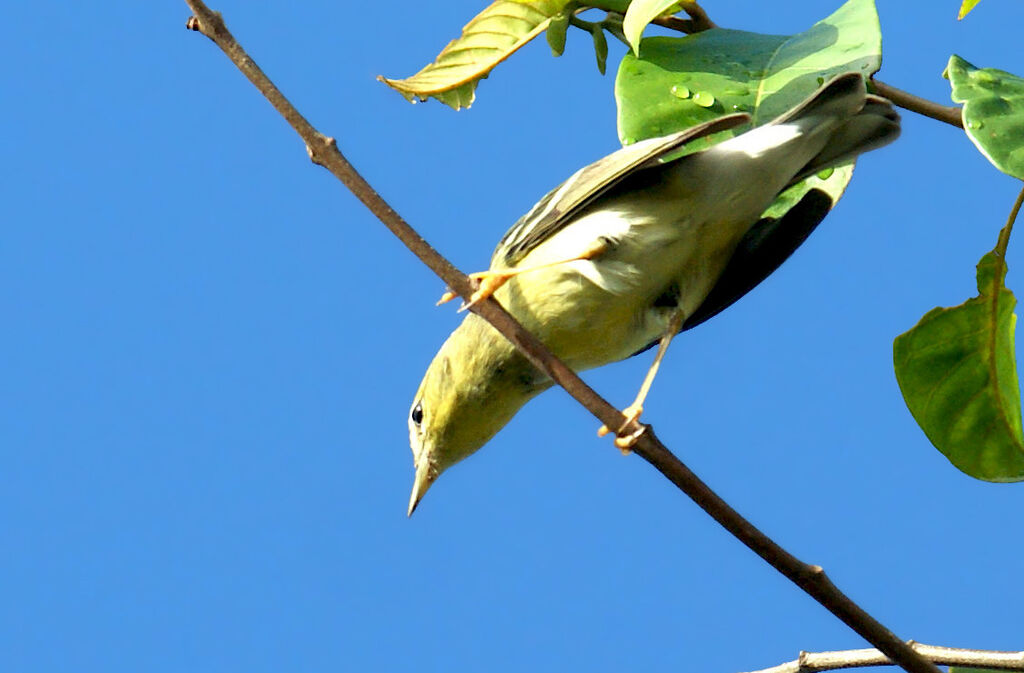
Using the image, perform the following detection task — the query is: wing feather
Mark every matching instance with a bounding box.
[493,113,750,267]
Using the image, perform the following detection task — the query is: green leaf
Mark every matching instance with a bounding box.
[614,0,880,219]
[616,0,881,137]
[957,0,982,20]
[592,26,609,75]
[622,0,682,56]
[894,250,1024,482]
[378,0,570,110]
[759,168,853,220]
[945,55,1024,180]
[546,11,571,56]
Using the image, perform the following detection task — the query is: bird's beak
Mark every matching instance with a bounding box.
[407,459,437,517]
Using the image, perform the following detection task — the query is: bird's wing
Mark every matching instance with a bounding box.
[681,188,833,332]
[628,188,834,358]
[492,113,750,267]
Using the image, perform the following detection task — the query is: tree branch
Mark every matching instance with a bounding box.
[652,1,718,34]
[743,643,1024,673]
[182,5,941,673]
[870,80,964,129]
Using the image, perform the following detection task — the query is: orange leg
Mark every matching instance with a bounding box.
[437,239,608,311]
[599,308,686,453]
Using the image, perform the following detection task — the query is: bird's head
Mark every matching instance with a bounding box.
[407,313,547,516]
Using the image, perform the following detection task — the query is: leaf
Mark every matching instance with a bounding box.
[945,55,1024,180]
[546,10,571,56]
[615,0,880,219]
[379,0,570,110]
[592,26,609,75]
[894,251,1024,482]
[622,0,682,56]
[957,0,982,20]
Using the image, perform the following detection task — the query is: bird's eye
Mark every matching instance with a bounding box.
[411,402,424,426]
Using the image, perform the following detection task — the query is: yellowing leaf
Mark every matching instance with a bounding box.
[958,0,982,20]
[623,0,682,56]
[378,0,569,110]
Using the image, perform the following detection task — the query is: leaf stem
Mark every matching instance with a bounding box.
[579,0,716,36]
[995,183,1024,260]
[569,11,627,47]
[983,184,1024,448]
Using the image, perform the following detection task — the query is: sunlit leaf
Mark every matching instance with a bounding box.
[957,0,982,20]
[615,0,881,218]
[945,55,1024,180]
[894,250,1024,482]
[379,0,570,110]
[622,0,681,56]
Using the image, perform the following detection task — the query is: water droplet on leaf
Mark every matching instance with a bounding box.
[816,168,835,180]
[671,85,691,99]
[693,91,715,108]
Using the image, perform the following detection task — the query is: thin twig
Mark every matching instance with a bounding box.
[182,5,941,673]
[870,80,964,128]
[743,643,1024,673]
[652,1,717,33]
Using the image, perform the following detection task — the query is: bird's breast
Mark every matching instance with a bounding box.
[499,207,715,370]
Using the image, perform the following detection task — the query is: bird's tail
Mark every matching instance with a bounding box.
[777,72,901,185]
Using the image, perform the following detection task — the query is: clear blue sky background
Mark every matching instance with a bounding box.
[2,2,1021,672]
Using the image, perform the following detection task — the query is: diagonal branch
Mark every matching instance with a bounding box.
[182,4,940,673]
[743,643,1024,673]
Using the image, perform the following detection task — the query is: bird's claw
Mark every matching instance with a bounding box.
[437,271,514,311]
[597,404,646,455]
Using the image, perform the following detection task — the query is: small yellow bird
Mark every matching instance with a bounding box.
[407,73,899,515]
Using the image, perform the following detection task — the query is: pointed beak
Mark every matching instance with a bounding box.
[407,459,437,517]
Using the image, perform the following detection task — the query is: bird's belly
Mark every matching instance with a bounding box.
[497,212,740,372]
[498,253,684,371]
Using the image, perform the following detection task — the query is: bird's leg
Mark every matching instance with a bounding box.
[598,308,686,454]
[437,239,608,311]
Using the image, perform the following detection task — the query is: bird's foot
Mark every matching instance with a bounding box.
[598,403,647,455]
[437,270,514,311]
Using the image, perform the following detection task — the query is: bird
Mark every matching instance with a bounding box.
[406,72,900,515]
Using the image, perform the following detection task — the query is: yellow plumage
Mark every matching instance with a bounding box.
[407,73,900,514]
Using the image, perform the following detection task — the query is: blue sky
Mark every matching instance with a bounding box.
[2,2,1022,672]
